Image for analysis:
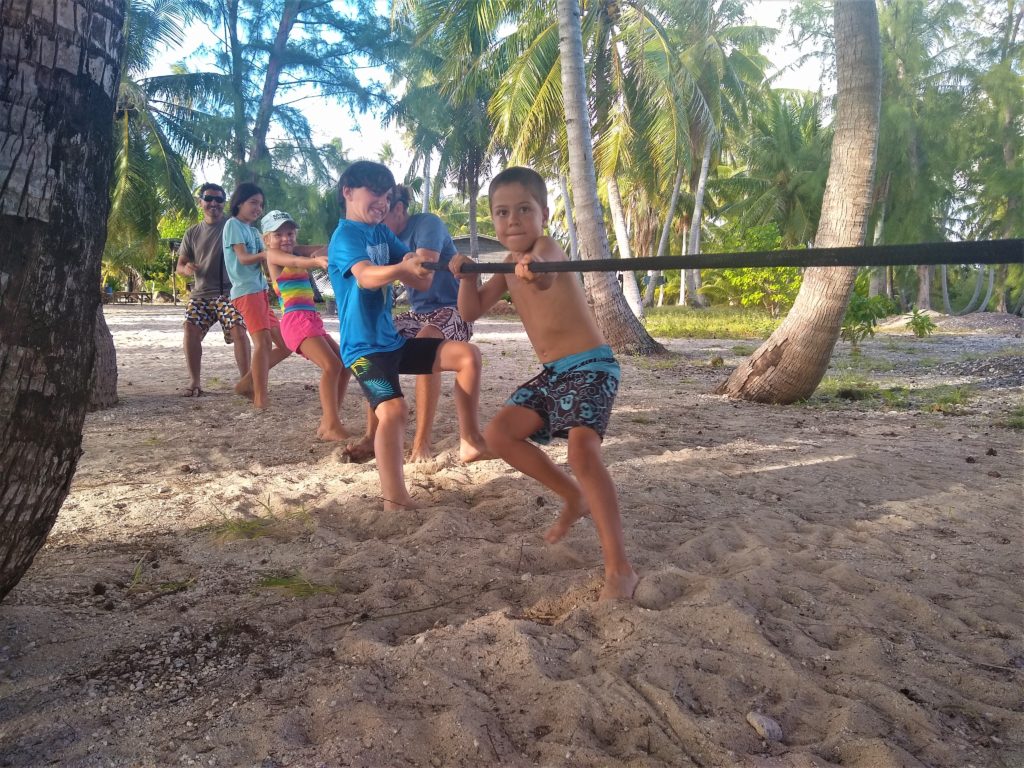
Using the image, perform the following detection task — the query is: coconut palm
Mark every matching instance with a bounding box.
[1,0,126,602]
[718,0,883,403]
[717,88,831,248]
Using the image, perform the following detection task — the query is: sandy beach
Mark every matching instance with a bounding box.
[1,304,1021,768]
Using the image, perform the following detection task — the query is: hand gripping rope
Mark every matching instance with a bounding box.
[421,239,1023,274]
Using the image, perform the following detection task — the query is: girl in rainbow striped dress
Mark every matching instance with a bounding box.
[262,210,367,444]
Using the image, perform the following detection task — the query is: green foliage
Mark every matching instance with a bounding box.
[701,224,802,315]
[906,308,937,338]
[644,306,781,339]
[841,294,894,348]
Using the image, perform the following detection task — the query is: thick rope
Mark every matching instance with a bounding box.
[423,239,1023,274]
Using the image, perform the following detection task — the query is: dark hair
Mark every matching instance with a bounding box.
[389,184,412,212]
[338,161,396,214]
[488,166,547,209]
[229,182,264,217]
[197,182,225,197]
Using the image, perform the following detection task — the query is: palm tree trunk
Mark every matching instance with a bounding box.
[468,176,479,259]
[977,266,996,313]
[955,266,987,315]
[607,178,644,319]
[644,165,684,306]
[247,0,301,182]
[89,306,119,411]
[915,265,932,310]
[941,265,952,315]
[226,0,249,178]
[422,153,432,213]
[684,138,713,307]
[0,0,124,602]
[555,0,662,355]
[718,0,881,403]
[560,174,579,260]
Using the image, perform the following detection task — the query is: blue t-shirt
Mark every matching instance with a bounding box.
[400,213,459,313]
[327,219,412,367]
[222,217,267,300]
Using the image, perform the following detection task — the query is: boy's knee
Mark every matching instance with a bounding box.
[567,434,603,476]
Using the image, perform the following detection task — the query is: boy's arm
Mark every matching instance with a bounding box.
[350,253,431,291]
[513,236,563,291]
[451,253,506,322]
[231,242,265,266]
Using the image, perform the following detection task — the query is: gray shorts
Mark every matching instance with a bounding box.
[393,306,472,342]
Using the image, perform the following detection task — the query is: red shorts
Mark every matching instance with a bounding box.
[280,310,330,357]
[233,290,279,334]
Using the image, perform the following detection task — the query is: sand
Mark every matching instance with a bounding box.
[1,305,1022,768]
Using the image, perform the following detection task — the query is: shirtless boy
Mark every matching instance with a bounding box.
[451,166,639,601]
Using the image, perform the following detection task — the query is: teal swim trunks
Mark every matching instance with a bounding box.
[507,344,620,445]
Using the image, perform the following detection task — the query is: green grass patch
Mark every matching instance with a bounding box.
[925,385,973,414]
[1001,405,1024,429]
[731,344,757,356]
[258,573,336,598]
[208,497,314,544]
[815,374,880,401]
[644,306,780,340]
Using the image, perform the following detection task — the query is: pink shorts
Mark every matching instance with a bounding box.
[280,310,330,357]
[233,290,279,334]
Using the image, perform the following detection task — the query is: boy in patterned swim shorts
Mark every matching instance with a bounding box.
[450,166,639,601]
[384,184,473,462]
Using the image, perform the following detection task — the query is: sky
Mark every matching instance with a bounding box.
[153,1,825,190]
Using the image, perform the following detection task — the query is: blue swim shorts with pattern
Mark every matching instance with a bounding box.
[507,344,620,445]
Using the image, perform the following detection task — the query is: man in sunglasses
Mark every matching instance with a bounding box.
[175,182,251,396]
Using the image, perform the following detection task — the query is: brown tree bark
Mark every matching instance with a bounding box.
[556,0,662,355]
[0,0,124,601]
[88,306,119,411]
[717,0,881,403]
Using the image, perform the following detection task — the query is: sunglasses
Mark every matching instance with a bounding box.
[200,194,226,203]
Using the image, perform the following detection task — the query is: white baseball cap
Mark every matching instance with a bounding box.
[261,210,297,233]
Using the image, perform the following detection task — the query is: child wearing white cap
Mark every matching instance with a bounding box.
[263,210,374,451]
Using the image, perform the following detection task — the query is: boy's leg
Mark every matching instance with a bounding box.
[433,340,489,462]
[484,405,585,519]
[298,335,348,441]
[411,324,444,462]
[566,426,638,600]
[373,397,418,511]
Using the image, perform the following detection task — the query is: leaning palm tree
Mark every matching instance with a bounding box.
[717,0,882,403]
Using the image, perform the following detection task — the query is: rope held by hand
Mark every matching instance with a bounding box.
[426,239,1023,274]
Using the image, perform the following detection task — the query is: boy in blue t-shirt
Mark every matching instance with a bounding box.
[327,161,489,511]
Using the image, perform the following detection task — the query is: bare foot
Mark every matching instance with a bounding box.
[180,385,203,397]
[253,394,270,410]
[544,496,589,544]
[409,444,434,463]
[343,436,374,463]
[234,375,254,401]
[459,435,492,464]
[383,494,422,512]
[599,570,640,601]
[317,422,351,442]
